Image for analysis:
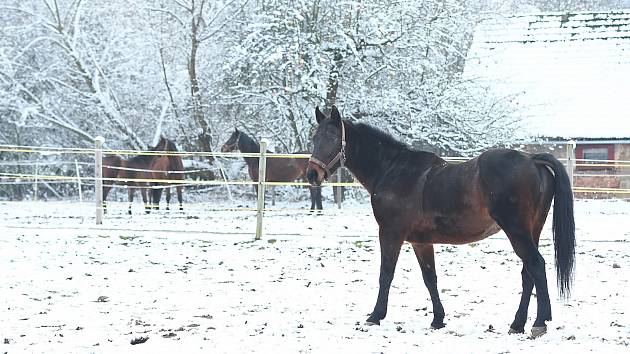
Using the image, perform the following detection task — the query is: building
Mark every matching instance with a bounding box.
[465,10,630,197]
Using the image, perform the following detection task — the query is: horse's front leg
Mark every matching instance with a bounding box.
[141,186,150,214]
[412,243,445,329]
[127,186,134,215]
[165,187,171,210]
[366,227,404,325]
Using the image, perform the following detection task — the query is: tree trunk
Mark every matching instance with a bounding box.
[189,13,214,164]
[325,54,346,203]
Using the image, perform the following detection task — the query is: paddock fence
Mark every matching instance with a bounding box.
[1,140,630,239]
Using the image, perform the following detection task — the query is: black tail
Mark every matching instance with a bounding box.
[533,153,576,299]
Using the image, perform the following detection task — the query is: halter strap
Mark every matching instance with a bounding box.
[309,121,346,179]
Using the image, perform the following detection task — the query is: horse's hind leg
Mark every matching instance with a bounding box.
[103,185,112,214]
[509,211,549,335]
[366,227,404,325]
[412,243,445,329]
[499,219,551,337]
[509,265,535,334]
[165,187,171,210]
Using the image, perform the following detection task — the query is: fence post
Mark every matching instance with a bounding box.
[95,136,105,225]
[566,140,576,189]
[255,139,268,240]
[75,159,83,204]
[33,162,39,202]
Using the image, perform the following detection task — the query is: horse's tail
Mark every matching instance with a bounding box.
[532,153,576,299]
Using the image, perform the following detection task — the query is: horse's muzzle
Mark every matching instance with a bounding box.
[306,164,324,186]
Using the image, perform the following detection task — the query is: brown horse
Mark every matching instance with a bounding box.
[102,155,123,213]
[101,137,184,214]
[117,154,153,214]
[149,137,184,211]
[306,106,575,337]
[221,128,322,210]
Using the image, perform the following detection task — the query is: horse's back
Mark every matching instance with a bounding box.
[264,151,309,182]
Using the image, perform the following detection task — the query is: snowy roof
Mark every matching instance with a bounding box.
[464,10,630,139]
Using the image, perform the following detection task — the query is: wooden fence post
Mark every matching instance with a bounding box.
[255,139,268,240]
[95,136,105,225]
[566,140,576,189]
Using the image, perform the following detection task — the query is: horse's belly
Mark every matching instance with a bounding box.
[410,213,501,245]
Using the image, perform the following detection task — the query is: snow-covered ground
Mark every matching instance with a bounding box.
[1,199,629,353]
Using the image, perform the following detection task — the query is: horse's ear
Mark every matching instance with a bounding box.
[315,106,326,124]
[330,105,341,122]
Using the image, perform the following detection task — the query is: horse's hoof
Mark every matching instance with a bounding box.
[530,326,547,338]
[508,327,524,335]
[430,322,445,330]
[364,320,380,326]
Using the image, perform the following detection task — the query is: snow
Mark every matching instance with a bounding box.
[1,199,629,353]
[465,11,630,139]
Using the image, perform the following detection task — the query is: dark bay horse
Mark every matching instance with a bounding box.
[306,106,575,338]
[221,128,323,210]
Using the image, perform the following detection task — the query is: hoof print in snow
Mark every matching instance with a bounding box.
[4,338,10,344]
[96,296,109,302]
[566,335,576,340]
[297,324,304,329]
[162,332,177,338]
[130,336,149,345]
[612,263,620,268]
[485,324,495,333]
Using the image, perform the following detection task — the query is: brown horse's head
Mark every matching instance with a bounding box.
[307,106,345,186]
[221,128,241,152]
[152,135,168,151]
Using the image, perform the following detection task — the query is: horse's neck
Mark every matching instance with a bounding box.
[344,124,405,193]
[238,134,261,170]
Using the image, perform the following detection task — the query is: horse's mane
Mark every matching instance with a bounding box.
[352,122,409,152]
[237,131,260,153]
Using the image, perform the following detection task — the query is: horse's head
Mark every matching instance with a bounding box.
[307,106,346,186]
[221,128,241,152]
[152,135,168,151]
